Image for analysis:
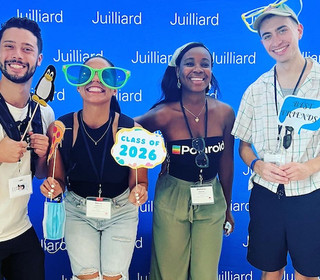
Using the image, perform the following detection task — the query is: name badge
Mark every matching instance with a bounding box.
[9,174,32,198]
[264,152,285,165]
[86,197,111,219]
[190,183,214,205]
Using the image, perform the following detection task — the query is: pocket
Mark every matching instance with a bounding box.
[65,191,86,213]
[154,174,180,209]
[112,188,130,208]
[215,180,227,210]
[114,199,130,208]
[155,174,171,195]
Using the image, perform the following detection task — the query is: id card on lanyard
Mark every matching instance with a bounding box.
[79,110,114,219]
[190,183,214,205]
[86,197,111,219]
[9,173,32,198]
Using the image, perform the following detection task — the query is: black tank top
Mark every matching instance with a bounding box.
[67,112,131,198]
[166,136,224,182]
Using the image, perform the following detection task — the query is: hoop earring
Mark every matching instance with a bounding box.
[209,83,212,90]
[177,78,181,89]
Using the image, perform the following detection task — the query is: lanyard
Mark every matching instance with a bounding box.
[274,58,307,116]
[273,59,307,150]
[17,102,31,134]
[180,98,208,139]
[79,110,113,197]
[180,98,208,183]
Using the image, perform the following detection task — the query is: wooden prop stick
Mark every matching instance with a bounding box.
[134,168,140,205]
[49,148,58,202]
[20,103,39,141]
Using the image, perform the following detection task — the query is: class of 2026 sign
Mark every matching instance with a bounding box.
[111,127,167,169]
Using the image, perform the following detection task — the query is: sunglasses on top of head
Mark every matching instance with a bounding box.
[241,0,302,33]
[62,64,131,89]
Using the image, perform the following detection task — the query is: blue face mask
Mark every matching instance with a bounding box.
[42,201,66,241]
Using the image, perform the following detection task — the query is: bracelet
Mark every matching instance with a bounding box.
[250,158,260,171]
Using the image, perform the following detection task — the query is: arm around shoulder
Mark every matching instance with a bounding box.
[134,104,169,133]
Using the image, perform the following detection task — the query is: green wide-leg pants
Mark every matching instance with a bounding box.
[150,174,227,280]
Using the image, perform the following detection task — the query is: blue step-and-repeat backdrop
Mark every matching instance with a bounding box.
[1,0,319,279]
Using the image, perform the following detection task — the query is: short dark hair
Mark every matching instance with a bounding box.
[0,17,43,53]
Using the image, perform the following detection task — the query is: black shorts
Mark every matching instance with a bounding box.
[0,227,45,280]
[247,183,320,277]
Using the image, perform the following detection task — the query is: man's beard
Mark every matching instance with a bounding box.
[0,60,37,84]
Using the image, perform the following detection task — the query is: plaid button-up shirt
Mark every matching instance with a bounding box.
[232,58,320,196]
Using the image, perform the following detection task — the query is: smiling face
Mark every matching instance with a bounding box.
[176,46,212,94]
[259,16,303,64]
[0,27,42,84]
[77,57,115,105]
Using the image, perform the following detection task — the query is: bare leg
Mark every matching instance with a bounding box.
[261,268,284,280]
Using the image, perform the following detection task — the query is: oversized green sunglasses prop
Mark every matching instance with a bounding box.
[62,64,131,89]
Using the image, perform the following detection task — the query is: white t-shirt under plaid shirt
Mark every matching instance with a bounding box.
[232,58,320,197]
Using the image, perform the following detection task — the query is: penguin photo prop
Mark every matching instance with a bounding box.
[32,65,56,107]
[21,65,56,141]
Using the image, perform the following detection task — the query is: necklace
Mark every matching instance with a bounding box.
[80,112,112,146]
[182,100,206,122]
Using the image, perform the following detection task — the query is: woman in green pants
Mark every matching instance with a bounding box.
[135,42,235,280]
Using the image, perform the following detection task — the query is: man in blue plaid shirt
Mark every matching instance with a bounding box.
[233,2,320,280]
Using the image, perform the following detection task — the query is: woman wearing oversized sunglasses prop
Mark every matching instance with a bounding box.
[41,56,148,280]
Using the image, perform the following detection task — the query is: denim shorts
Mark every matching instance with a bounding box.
[64,188,138,279]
